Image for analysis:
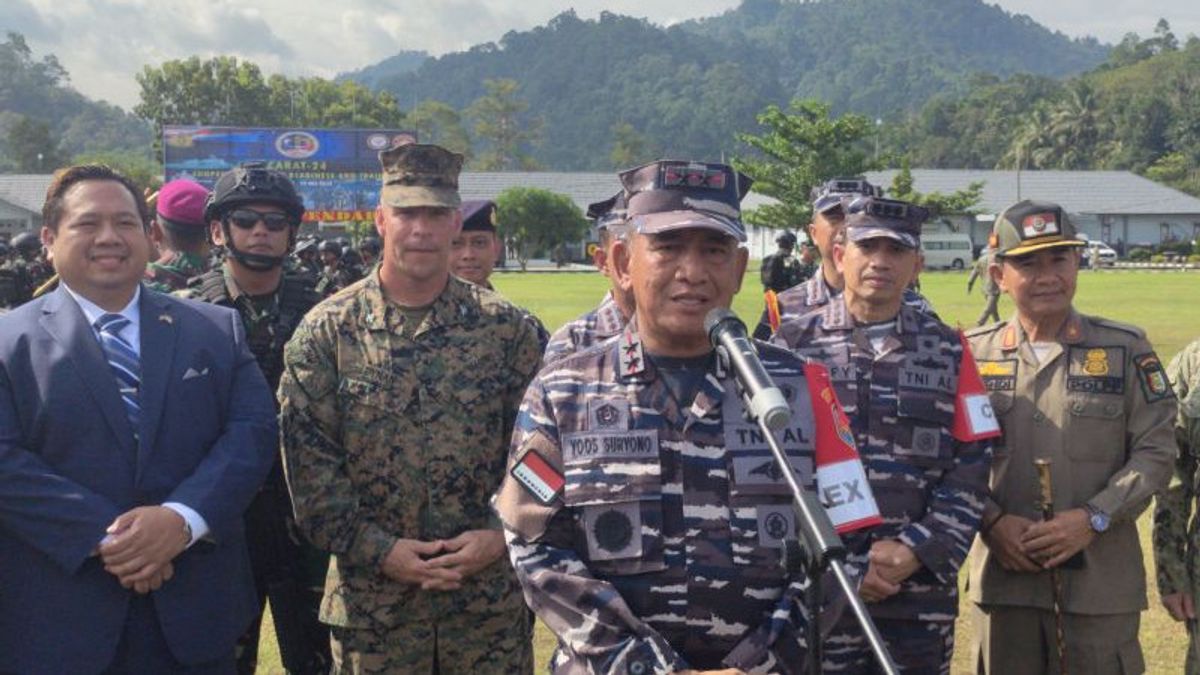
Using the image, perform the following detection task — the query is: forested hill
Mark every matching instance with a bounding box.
[354,0,1108,169]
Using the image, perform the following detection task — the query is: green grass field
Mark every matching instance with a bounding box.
[255,267,1200,674]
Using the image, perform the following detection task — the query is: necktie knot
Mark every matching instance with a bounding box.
[96,313,131,337]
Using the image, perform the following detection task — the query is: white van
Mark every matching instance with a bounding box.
[921,233,974,269]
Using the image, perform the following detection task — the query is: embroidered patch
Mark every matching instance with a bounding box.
[1068,347,1125,395]
[582,502,642,560]
[757,505,796,548]
[588,399,630,430]
[510,449,565,505]
[1134,352,1174,403]
[909,427,942,458]
[978,359,1017,392]
[561,430,659,464]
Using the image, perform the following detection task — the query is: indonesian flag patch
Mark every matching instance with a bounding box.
[511,448,565,505]
[953,332,1003,441]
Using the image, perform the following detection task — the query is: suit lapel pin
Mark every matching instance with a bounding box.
[159,313,173,325]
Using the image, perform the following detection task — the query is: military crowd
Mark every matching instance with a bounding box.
[0,140,1198,675]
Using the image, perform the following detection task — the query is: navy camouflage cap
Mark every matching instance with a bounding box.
[844,196,928,249]
[990,200,1084,258]
[460,199,497,232]
[587,192,629,233]
[811,177,883,215]
[618,159,752,242]
[378,143,464,209]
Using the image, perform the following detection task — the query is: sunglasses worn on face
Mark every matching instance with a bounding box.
[227,209,293,232]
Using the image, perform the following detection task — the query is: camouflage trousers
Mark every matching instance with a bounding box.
[329,604,533,674]
[971,603,1143,675]
[821,615,953,674]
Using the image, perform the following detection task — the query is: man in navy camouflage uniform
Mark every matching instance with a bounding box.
[495,159,875,674]
[754,178,935,339]
[773,196,998,674]
[542,192,634,366]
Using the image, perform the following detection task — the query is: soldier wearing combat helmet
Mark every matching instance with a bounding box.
[966,200,1175,675]
[496,159,878,673]
[179,162,329,675]
[279,143,542,673]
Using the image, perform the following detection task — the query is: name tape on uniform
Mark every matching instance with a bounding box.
[562,430,659,464]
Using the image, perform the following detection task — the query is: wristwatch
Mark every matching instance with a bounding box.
[1084,503,1110,533]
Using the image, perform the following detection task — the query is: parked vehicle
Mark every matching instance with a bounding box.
[921,232,974,269]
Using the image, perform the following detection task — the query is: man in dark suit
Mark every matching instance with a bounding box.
[0,164,278,674]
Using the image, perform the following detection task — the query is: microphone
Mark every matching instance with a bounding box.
[704,308,791,430]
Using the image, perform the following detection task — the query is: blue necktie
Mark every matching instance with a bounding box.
[95,313,140,436]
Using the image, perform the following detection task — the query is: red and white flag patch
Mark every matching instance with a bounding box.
[511,449,565,505]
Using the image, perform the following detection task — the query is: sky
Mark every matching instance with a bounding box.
[4,0,1199,111]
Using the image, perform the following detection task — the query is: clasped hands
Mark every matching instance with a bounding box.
[861,539,922,603]
[380,529,506,591]
[97,506,190,595]
[983,509,1094,572]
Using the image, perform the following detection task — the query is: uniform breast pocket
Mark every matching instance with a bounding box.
[894,392,957,471]
[727,450,806,570]
[1065,395,1125,463]
[337,372,414,466]
[561,434,666,576]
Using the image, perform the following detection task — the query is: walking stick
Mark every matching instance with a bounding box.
[1033,458,1069,675]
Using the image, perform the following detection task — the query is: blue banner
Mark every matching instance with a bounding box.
[162,126,417,222]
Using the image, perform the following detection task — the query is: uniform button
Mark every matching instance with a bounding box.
[628,661,648,675]
[1105,403,1118,415]
[1033,411,1045,423]
[1072,402,1084,414]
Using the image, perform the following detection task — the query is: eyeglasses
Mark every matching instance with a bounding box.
[226,208,294,232]
[661,164,727,190]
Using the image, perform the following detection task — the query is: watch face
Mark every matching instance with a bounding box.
[1091,511,1111,532]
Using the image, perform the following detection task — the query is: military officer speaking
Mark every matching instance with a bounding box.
[279,143,543,673]
[966,200,1175,675]
[1154,336,1200,674]
[773,196,998,674]
[495,159,879,674]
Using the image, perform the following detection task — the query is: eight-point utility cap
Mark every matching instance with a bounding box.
[811,177,883,215]
[844,196,928,249]
[618,159,752,242]
[156,179,209,228]
[587,191,629,234]
[990,200,1084,258]
[460,200,497,232]
[379,143,464,209]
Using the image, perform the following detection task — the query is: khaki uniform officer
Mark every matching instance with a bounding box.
[966,200,1176,675]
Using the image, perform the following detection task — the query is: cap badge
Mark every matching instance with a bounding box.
[1022,212,1059,238]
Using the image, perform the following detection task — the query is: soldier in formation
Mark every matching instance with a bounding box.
[773,196,998,673]
[967,245,1001,326]
[966,200,1175,674]
[760,230,807,293]
[1154,335,1200,674]
[144,178,211,293]
[2,230,53,306]
[177,162,329,674]
[279,143,542,673]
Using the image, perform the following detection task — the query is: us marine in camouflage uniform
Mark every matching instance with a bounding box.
[773,196,998,674]
[754,179,935,340]
[179,163,329,675]
[1155,336,1200,674]
[279,143,542,674]
[495,159,874,674]
[542,192,634,365]
[144,179,211,293]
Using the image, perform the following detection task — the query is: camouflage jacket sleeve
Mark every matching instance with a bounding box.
[896,435,992,584]
[277,313,395,569]
[495,378,689,674]
[1154,342,1200,596]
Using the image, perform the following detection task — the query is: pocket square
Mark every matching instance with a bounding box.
[183,367,210,381]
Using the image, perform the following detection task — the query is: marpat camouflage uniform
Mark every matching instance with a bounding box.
[278,272,542,674]
[773,298,995,674]
[1154,337,1200,674]
[542,290,628,366]
[144,251,209,293]
[494,323,864,674]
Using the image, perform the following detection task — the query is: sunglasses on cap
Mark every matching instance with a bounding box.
[226,208,295,232]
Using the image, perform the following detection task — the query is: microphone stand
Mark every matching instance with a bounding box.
[718,345,897,675]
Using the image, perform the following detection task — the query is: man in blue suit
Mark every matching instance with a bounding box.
[0,164,278,674]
